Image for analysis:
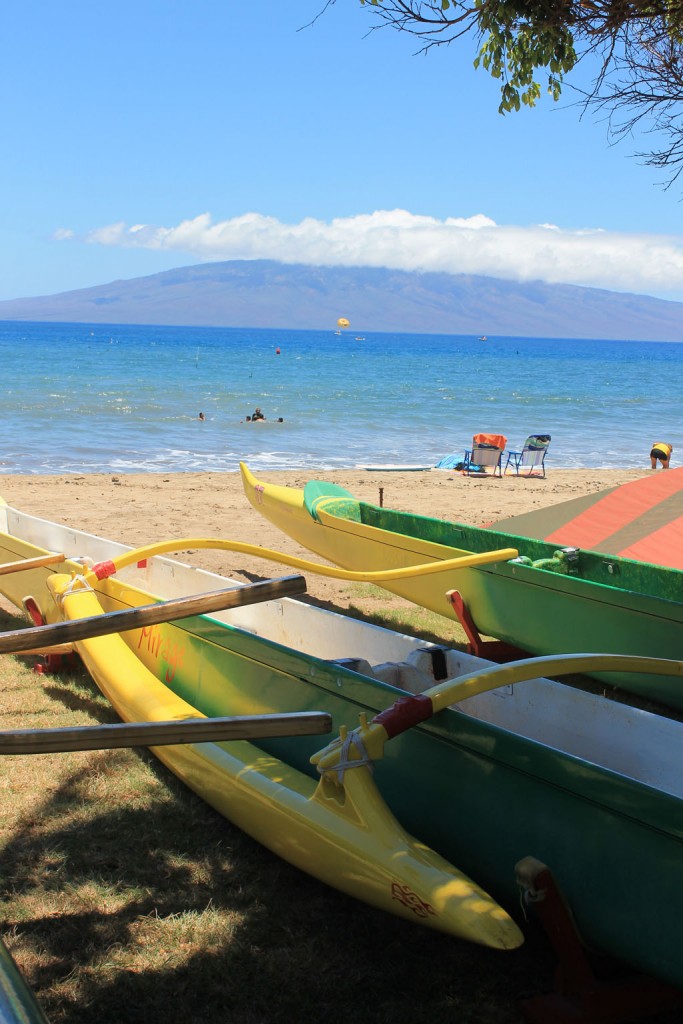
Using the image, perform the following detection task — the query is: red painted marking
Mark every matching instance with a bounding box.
[617,514,683,571]
[391,882,436,918]
[544,469,683,552]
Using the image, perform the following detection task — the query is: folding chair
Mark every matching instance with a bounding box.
[505,435,551,478]
[462,433,507,477]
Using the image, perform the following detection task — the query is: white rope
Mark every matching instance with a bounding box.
[55,574,93,606]
[317,728,374,783]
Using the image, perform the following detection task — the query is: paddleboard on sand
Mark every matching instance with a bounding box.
[360,464,432,472]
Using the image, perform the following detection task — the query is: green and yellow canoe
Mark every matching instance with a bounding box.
[240,461,683,712]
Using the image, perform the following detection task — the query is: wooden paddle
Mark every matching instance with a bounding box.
[0,552,66,576]
[0,711,332,755]
[0,575,306,656]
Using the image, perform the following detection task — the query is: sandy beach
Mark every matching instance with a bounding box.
[0,466,650,614]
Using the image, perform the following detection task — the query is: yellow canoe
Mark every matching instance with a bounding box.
[239,460,485,620]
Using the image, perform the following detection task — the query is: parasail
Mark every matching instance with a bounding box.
[337,317,350,329]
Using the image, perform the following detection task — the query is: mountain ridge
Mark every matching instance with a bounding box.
[1,259,682,341]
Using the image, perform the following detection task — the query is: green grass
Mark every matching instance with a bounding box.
[0,605,678,1024]
[343,582,472,647]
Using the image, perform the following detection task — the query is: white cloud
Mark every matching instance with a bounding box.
[64,208,683,296]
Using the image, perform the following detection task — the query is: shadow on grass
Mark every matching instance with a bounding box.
[0,607,25,631]
[0,758,560,1024]
[1,697,680,1024]
[39,678,118,723]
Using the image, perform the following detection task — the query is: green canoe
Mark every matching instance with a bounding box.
[240,462,683,712]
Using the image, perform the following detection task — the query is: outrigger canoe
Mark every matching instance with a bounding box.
[0,503,519,949]
[1,500,683,989]
[0,940,48,1024]
[43,576,520,946]
[240,462,683,712]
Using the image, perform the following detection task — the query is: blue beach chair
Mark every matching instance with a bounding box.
[505,434,551,477]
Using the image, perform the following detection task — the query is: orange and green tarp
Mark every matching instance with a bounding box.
[493,468,683,570]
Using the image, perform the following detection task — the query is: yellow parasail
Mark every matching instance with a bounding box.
[337,317,350,329]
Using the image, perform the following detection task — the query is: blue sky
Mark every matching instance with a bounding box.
[3,1,683,303]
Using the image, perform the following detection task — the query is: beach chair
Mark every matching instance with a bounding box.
[505,434,551,478]
[462,433,507,477]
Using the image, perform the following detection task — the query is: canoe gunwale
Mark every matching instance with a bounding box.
[316,498,683,620]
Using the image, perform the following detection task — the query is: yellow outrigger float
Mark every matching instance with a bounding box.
[30,571,523,950]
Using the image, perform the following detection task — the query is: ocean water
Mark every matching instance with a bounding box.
[1,321,680,473]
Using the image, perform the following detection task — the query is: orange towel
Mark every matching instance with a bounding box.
[473,433,507,450]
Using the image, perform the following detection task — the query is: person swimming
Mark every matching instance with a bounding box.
[244,409,284,423]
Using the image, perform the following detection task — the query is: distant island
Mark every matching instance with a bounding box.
[1,258,683,341]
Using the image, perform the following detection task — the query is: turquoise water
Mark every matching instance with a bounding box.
[1,321,680,473]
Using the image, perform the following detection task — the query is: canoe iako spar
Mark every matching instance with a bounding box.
[312,652,683,774]
[76,535,518,584]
